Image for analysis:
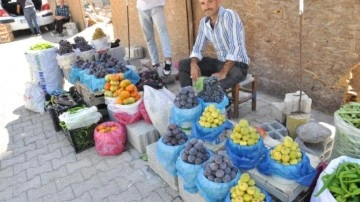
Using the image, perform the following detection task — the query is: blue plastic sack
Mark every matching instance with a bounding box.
[169,101,202,134]
[226,138,267,170]
[69,66,82,84]
[79,69,89,83]
[90,77,106,92]
[156,137,187,176]
[124,68,141,85]
[175,148,213,193]
[81,73,95,91]
[199,95,229,114]
[224,186,272,202]
[196,167,240,202]
[257,147,317,187]
[192,120,233,144]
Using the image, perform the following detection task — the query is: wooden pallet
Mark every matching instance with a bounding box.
[0,31,14,44]
[0,24,11,33]
[74,82,105,106]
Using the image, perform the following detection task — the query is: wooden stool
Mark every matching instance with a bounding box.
[227,74,257,118]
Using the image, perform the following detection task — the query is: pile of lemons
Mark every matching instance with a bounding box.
[270,136,302,165]
[230,173,266,202]
[230,119,260,146]
[198,104,225,128]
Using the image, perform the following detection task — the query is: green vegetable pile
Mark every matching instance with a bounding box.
[314,162,360,202]
[337,102,360,129]
[30,42,54,50]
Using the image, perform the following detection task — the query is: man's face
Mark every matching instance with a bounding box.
[198,0,221,17]
[57,0,64,6]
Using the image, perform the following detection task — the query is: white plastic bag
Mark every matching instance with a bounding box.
[56,52,77,70]
[91,35,111,52]
[143,85,175,136]
[23,82,45,113]
[59,106,102,130]
[75,49,95,61]
[310,156,360,202]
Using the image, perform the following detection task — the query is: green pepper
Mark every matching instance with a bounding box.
[314,172,336,196]
[328,185,344,195]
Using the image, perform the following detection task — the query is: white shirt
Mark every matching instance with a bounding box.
[136,0,164,11]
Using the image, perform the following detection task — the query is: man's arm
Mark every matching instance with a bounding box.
[189,19,208,81]
[212,60,235,80]
[16,4,20,14]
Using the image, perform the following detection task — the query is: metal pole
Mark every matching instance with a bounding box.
[126,0,130,59]
[298,0,304,112]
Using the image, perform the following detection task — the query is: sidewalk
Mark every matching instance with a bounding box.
[0,26,334,201]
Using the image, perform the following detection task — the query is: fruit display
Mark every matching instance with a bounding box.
[198,76,224,103]
[58,39,74,55]
[230,119,260,146]
[230,173,266,202]
[174,86,199,109]
[30,42,54,50]
[74,36,93,52]
[162,124,188,146]
[92,27,106,40]
[198,104,226,128]
[270,136,302,165]
[181,138,210,164]
[203,151,238,183]
[103,74,141,105]
[73,56,86,67]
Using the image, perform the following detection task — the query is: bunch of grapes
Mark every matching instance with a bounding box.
[113,61,128,73]
[162,124,188,146]
[73,56,86,67]
[198,77,224,103]
[58,40,74,55]
[174,86,199,109]
[92,28,106,40]
[97,51,112,62]
[181,138,210,165]
[203,151,238,183]
[79,60,96,70]
[74,36,93,52]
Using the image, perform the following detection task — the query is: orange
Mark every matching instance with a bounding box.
[119,90,130,100]
[125,84,136,92]
[104,83,111,91]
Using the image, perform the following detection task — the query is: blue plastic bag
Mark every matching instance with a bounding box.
[156,137,187,176]
[90,77,106,92]
[79,69,89,83]
[257,147,317,187]
[226,138,267,170]
[169,101,202,134]
[81,73,95,91]
[175,148,213,193]
[224,186,272,202]
[124,68,141,85]
[199,95,229,114]
[192,120,233,144]
[70,67,81,84]
[196,167,240,202]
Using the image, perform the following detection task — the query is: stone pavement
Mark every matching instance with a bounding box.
[0,27,334,202]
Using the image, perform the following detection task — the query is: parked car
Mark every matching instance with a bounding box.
[0,0,54,31]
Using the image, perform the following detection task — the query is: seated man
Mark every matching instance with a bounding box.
[53,0,70,37]
[179,0,250,92]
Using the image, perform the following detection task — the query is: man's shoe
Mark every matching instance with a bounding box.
[36,32,41,36]
[162,61,172,76]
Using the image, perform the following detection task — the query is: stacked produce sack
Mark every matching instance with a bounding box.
[257,136,317,186]
[226,173,272,202]
[311,156,360,202]
[196,151,240,202]
[156,124,188,175]
[175,138,212,193]
[104,73,143,125]
[25,42,63,94]
[169,86,202,134]
[57,39,77,74]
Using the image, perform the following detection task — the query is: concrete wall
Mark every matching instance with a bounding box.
[110,0,360,112]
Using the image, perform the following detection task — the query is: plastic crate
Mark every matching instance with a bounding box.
[63,123,96,153]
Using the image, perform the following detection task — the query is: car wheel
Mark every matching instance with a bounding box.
[46,23,55,31]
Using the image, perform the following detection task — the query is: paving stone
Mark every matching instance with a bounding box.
[0,186,14,201]
[135,177,167,198]
[107,185,142,202]
[61,145,75,157]
[43,186,75,202]
[25,146,49,161]
[13,129,33,144]
[13,158,38,175]
[71,175,102,197]
[156,187,179,202]
[52,153,77,170]
[0,171,26,192]
[81,159,108,179]
[13,175,41,197]
[7,138,25,150]
[38,149,63,165]
[66,157,93,174]
[41,166,68,185]
[55,170,84,191]
[71,192,93,202]
[23,122,44,135]
[104,151,132,167]
[13,143,36,157]
[98,162,131,185]
[0,165,13,178]
[35,135,59,149]
[142,191,164,202]
[27,181,57,201]
[27,161,52,179]
[48,138,70,153]
[12,120,33,131]
[1,153,25,169]
[7,192,27,202]
[89,180,121,201]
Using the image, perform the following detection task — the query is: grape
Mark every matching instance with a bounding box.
[58,39,74,55]
[187,155,196,163]
[195,158,203,165]
[210,163,218,171]
[190,138,197,145]
[223,174,232,182]
[189,148,197,155]
[198,76,225,103]
[214,155,223,164]
[215,169,225,178]
[182,138,208,165]
[202,151,238,183]
[162,124,187,146]
[74,36,93,51]
[174,86,199,109]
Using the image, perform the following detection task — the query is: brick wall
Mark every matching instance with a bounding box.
[110,0,360,112]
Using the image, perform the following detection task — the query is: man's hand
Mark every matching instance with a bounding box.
[211,71,226,80]
[190,58,201,81]
[212,60,235,80]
